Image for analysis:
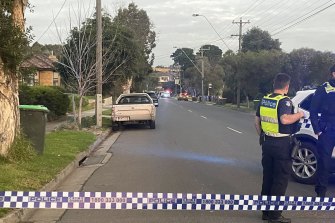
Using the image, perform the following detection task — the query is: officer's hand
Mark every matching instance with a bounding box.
[298,109,308,118]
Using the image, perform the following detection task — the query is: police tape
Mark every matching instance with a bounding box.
[0,191,334,210]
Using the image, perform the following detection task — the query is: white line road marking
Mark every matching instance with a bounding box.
[227,127,243,134]
[188,110,193,113]
[201,116,208,119]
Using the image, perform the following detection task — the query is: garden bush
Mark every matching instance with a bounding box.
[19,85,70,120]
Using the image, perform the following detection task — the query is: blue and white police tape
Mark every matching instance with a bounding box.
[0,191,334,210]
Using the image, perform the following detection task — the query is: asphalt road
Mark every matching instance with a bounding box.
[59,99,335,223]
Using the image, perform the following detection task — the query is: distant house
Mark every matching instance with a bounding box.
[20,54,61,86]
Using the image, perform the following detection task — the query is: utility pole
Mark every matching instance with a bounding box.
[199,47,210,102]
[95,0,103,127]
[232,18,250,108]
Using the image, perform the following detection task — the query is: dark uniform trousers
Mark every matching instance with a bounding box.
[315,129,335,196]
[261,136,292,219]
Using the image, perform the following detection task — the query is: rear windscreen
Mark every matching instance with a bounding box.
[118,96,151,104]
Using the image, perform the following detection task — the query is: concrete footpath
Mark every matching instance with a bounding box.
[18,132,121,223]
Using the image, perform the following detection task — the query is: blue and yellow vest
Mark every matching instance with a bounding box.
[260,94,289,137]
[325,82,335,94]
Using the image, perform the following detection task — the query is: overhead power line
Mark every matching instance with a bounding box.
[272,2,335,36]
[36,0,68,43]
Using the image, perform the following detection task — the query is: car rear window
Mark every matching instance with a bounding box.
[147,92,156,98]
[118,96,151,104]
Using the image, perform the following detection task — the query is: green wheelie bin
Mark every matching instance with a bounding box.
[19,105,49,154]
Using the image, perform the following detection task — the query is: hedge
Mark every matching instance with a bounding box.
[19,85,70,120]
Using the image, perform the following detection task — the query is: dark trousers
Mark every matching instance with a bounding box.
[315,131,335,196]
[261,136,292,219]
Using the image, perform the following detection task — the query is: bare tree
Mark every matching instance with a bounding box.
[55,4,131,126]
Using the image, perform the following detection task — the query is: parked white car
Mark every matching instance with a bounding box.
[291,89,335,184]
[112,93,156,130]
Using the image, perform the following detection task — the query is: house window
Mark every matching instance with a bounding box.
[34,73,39,85]
[53,72,60,86]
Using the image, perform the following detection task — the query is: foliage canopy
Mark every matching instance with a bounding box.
[0,0,30,72]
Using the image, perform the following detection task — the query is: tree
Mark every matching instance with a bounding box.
[221,50,287,104]
[57,11,140,126]
[30,42,62,57]
[170,48,196,72]
[0,0,29,155]
[287,48,335,92]
[200,44,222,65]
[113,3,156,92]
[242,27,281,52]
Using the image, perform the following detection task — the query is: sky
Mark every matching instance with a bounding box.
[25,0,335,67]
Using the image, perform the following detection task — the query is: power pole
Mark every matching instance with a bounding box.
[232,18,250,108]
[199,47,210,103]
[95,0,103,127]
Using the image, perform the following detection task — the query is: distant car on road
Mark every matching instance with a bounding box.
[161,92,171,98]
[291,89,335,184]
[145,91,159,107]
[177,93,189,101]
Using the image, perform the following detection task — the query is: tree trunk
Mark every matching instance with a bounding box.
[123,77,133,94]
[78,96,83,127]
[0,60,20,155]
[0,0,27,155]
[244,90,250,108]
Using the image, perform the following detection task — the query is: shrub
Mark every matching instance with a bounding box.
[19,85,70,120]
[222,89,235,103]
[81,116,96,128]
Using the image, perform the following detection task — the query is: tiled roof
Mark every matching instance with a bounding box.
[21,54,56,70]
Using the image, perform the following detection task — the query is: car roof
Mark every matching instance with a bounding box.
[292,89,315,105]
[119,93,149,96]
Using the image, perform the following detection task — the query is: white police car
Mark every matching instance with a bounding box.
[291,89,335,184]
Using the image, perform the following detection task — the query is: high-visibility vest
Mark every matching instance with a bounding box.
[325,82,335,94]
[260,94,289,137]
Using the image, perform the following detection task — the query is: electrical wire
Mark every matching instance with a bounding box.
[35,0,68,43]
[272,2,335,36]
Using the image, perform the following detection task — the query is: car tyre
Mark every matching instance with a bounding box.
[291,141,318,184]
[149,120,156,129]
[112,122,119,131]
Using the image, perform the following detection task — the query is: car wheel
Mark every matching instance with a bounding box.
[291,141,318,184]
[112,122,119,131]
[149,120,156,129]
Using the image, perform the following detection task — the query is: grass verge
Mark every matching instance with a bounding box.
[0,130,96,218]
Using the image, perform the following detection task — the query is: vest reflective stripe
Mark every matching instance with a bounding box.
[325,82,335,94]
[260,94,288,137]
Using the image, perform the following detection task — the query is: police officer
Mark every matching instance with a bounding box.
[255,73,305,223]
[310,64,335,197]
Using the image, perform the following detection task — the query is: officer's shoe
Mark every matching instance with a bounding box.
[268,215,291,223]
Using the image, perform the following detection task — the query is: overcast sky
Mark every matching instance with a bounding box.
[26,0,335,66]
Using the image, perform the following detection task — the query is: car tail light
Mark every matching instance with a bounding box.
[112,107,115,116]
[151,106,155,116]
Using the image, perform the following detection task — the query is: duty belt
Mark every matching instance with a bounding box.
[264,132,290,137]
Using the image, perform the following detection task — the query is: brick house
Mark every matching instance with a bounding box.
[20,54,61,86]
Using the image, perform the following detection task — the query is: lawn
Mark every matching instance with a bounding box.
[0,130,96,218]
